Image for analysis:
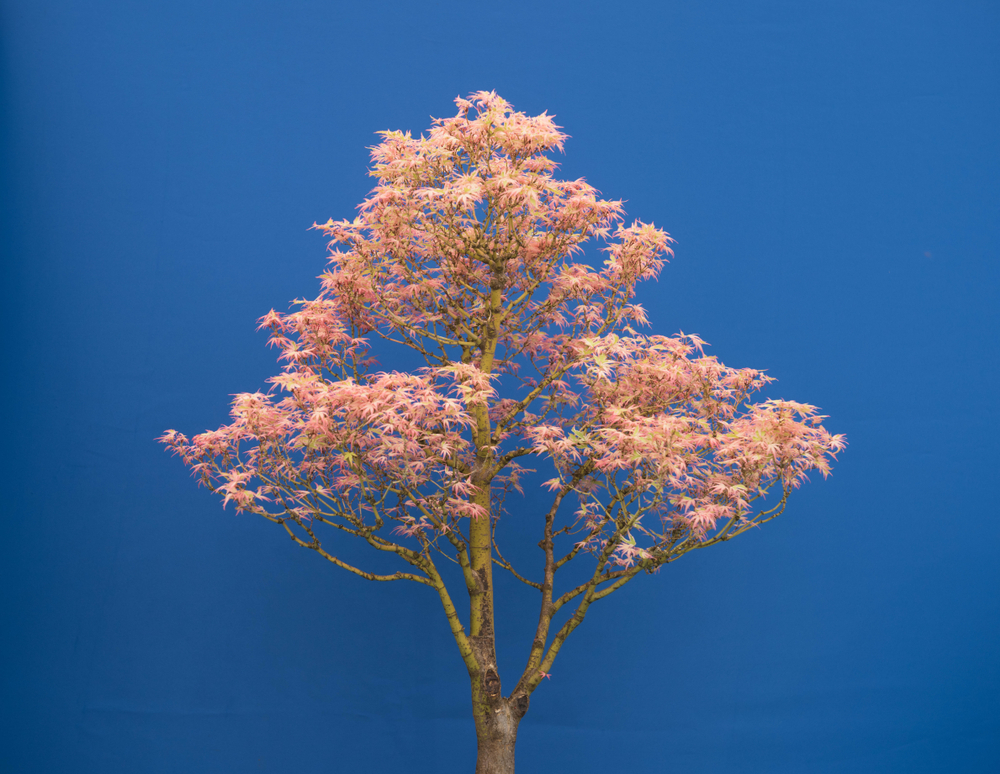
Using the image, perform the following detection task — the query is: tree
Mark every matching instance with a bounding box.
[160,91,846,774]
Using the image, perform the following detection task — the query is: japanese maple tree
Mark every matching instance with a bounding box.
[160,92,845,774]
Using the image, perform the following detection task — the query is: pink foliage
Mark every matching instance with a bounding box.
[161,91,845,567]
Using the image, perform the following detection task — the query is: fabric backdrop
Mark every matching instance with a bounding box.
[3,1,997,772]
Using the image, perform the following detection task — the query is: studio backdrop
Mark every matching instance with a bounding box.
[2,1,998,772]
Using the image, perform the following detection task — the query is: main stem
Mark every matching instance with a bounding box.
[468,285,527,773]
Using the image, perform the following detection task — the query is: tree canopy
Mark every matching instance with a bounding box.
[161,90,845,772]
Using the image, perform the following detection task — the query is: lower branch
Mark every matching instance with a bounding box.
[282,522,434,585]
[423,557,480,677]
[520,563,644,695]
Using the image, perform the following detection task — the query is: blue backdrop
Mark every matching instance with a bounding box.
[3,1,997,772]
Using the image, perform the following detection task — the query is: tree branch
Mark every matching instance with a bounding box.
[281,521,433,585]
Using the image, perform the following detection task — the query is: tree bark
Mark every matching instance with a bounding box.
[474,695,528,774]
[470,282,530,773]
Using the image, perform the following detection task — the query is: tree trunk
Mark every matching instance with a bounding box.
[475,697,526,774]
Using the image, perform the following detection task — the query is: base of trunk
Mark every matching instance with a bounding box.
[475,699,524,774]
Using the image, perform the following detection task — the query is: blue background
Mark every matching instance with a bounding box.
[3,1,998,772]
